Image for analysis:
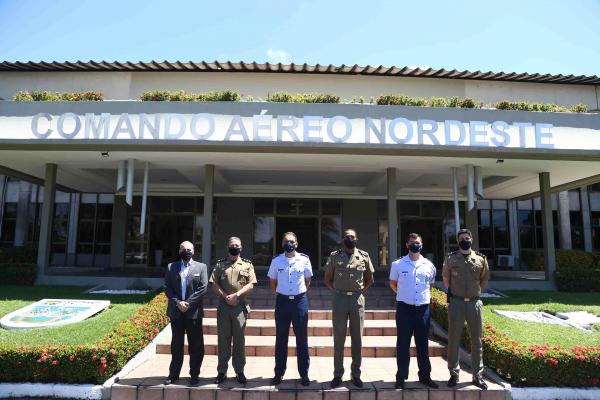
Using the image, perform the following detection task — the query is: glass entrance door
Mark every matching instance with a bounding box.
[276,217,319,269]
[149,215,195,267]
[399,218,444,268]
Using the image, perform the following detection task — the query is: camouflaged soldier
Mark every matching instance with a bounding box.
[209,237,257,385]
[324,229,374,388]
[442,229,490,390]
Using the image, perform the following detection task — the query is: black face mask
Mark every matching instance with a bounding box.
[180,250,193,261]
[228,247,241,256]
[283,242,296,253]
[343,237,357,249]
[458,240,472,250]
[408,243,422,253]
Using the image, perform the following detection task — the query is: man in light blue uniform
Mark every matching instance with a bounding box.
[267,231,313,387]
[389,233,438,390]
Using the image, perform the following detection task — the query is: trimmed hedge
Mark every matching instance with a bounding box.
[0,263,36,286]
[376,94,479,108]
[496,100,587,113]
[430,288,600,387]
[521,249,597,271]
[0,245,37,263]
[0,292,169,383]
[139,89,240,102]
[556,269,600,292]
[13,91,103,101]
[267,92,340,103]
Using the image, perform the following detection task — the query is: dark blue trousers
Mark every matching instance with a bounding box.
[274,293,310,377]
[395,301,431,380]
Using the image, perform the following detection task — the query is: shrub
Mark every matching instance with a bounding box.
[0,292,169,383]
[520,250,545,271]
[140,89,240,102]
[555,269,600,292]
[430,288,600,387]
[520,249,595,272]
[0,245,37,263]
[375,94,479,108]
[495,100,586,113]
[0,263,36,285]
[267,92,340,103]
[12,91,103,101]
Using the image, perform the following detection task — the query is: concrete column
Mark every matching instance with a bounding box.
[110,195,128,268]
[14,180,32,246]
[202,165,215,265]
[465,203,479,249]
[36,164,57,279]
[539,172,556,283]
[557,191,572,250]
[387,167,398,265]
[508,200,520,269]
[580,187,593,252]
[0,175,6,241]
[66,193,80,265]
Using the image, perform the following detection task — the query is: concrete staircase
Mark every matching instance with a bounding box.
[111,287,510,400]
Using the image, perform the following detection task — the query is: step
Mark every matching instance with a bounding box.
[199,318,397,337]
[156,333,446,358]
[112,355,507,400]
[203,309,397,320]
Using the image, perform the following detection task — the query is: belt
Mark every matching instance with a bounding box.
[451,295,480,302]
[335,289,362,296]
[277,292,306,300]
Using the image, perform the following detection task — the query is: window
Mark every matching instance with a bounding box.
[76,193,113,266]
[477,201,510,268]
[50,191,72,265]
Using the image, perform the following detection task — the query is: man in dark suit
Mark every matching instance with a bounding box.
[163,241,208,386]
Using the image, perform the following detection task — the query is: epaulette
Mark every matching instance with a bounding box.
[358,249,369,257]
[448,250,459,256]
[299,252,309,258]
[330,249,342,255]
[217,258,227,263]
[475,251,487,259]
[242,257,253,264]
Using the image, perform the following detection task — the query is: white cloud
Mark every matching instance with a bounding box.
[266,48,290,64]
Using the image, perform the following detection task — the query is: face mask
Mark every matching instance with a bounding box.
[180,250,193,261]
[408,243,422,253]
[343,237,357,249]
[228,247,241,256]
[458,240,472,250]
[283,242,296,253]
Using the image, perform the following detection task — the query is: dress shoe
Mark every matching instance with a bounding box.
[419,377,439,389]
[236,372,247,384]
[351,376,364,388]
[300,375,310,386]
[271,374,283,385]
[472,376,488,390]
[447,375,458,387]
[330,376,342,388]
[163,376,178,385]
[214,373,226,384]
[395,379,404,389]
[189,376,199,386]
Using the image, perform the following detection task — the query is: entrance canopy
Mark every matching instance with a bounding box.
[1,101,599,199]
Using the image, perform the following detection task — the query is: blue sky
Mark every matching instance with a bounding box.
[1,0,599,76]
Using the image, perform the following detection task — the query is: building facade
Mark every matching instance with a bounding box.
[1,61,599,288]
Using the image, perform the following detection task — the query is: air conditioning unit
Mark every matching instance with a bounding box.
[497,255,515,268]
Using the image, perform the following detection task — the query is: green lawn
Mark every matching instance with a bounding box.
[482,290,600,348]
[0,285,157,346]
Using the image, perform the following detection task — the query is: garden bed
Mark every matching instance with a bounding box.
[430,288,600,387]
[0,285,168,383]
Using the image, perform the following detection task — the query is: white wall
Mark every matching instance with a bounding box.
[0,71,598,109]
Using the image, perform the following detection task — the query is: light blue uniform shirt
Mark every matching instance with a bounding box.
[267,252,313,296]
[389,254,436,305]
